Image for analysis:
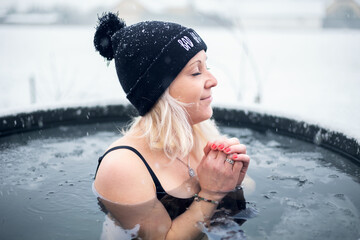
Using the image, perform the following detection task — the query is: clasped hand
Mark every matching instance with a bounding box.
[197,137,250,199]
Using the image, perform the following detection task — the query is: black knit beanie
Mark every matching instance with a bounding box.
[94,13,207,116]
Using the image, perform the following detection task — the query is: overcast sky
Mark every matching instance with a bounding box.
[0,0,119,12]
[0,0,193,12]
[0,0,342,18]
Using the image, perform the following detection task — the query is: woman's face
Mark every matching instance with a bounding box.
[169,50,218,125]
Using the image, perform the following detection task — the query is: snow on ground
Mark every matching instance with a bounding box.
[0,25,359,141]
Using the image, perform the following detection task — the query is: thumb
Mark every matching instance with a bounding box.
[203,141,213,156]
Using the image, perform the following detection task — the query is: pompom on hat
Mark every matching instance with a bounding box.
[94,12,207,116]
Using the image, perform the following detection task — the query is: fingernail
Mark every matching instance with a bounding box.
[218,144,224,150]
[211,144,217,150]
[224,147,231,153]
[233,154,238,159]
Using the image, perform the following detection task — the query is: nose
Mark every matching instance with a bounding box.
[205,70,218,89]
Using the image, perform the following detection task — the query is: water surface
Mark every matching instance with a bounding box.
[0,122,359,239]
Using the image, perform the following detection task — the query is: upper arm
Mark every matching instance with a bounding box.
[94,149,157,204]
[94,149,172,238]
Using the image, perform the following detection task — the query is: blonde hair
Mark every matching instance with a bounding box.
[123,89,220,160]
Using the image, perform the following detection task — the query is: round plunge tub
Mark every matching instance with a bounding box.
[0,104,359,240]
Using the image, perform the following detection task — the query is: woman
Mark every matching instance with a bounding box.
[93,13,251,239]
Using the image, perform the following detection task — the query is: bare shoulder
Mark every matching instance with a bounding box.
[94,135,156,204]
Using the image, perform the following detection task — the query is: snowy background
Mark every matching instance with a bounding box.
[0,0,359,141]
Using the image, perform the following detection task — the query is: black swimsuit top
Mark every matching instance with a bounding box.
[95,145,246,220]
[95,146,167,199]
[95,145,195,219]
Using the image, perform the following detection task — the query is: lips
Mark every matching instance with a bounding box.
[200,95,212,101]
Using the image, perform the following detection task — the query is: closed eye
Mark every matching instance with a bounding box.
[192,72,201,76]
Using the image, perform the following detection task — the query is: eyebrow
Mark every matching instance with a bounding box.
[189,56,207,67]
[189,60,201,66]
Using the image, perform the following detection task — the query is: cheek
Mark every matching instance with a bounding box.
[170,85,201,103]
[169,80,187,100]
[184,90,200,103]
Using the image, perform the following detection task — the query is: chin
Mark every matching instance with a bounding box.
[204,107,213,120]
[190,107,213,125]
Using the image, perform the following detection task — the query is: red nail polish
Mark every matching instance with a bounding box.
[225,147,230,153]
[233,155,238,159]
[211,144,217,150]
[218,144,224,150]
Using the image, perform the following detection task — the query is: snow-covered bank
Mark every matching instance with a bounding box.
[0,25,359,141]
